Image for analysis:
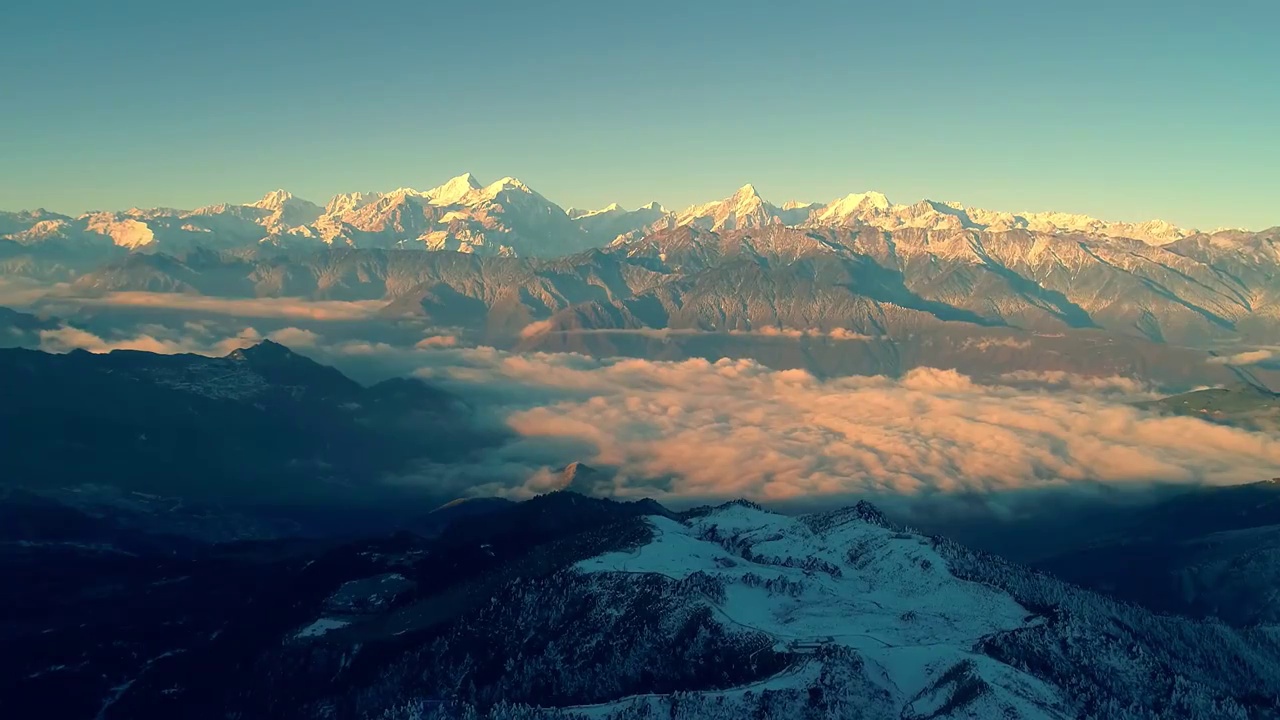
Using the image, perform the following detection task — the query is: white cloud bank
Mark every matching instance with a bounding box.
[37,324,264,356]
[407,351,1280,502]
[31,321,1280,504]
[1210,349,1276,366]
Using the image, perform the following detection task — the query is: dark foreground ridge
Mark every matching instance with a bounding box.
[0,341,497,507]
[4,489,1280,719]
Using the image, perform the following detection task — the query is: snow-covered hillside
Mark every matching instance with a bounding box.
[569,503,1069,719]
[12,488,1280,720]
[353,497,1280,720]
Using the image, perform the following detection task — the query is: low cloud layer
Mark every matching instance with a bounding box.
[1210,349,1276,366]
[28,318,1280,506]
[994,370,1158,398]
[33,321,464,384]
[38,324,263,356]
[403,350,1280,502]
[0,278,70,307]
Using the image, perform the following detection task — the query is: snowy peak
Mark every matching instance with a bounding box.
[307,173,596,256]
[573,200,675,243]
[1012,211,1189,244]
[796,190,1192,243]
[781,200,821,211]
[838,191,891,213]
[248,189,322,229]
[323,191,378,216]
[249,189,296,211]
[446,171,481,188]
[382,186,430,200]
[576,202,625,218]
[778,200,823,225]
[81,213,157,249]
[660,183,1194,245]
[557,461,609,494]
[561,460,594,477]
[425,172,484,206]
[482,176,533,197]
[677,184,783,231]
[727,184,769,214]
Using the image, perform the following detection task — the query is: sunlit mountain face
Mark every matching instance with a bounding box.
[0,174,1233,256]
[6,176,1280,395]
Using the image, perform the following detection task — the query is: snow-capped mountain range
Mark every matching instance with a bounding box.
[0,174,1217,257]
[10,174,1280,387]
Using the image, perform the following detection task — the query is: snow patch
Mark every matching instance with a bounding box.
[293,617,351,639]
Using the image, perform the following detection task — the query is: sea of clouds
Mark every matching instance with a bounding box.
[31,317,1280,510]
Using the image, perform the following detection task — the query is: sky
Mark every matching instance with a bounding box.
[1,0,1276,230]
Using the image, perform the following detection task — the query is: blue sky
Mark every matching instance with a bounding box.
[1,0,1276,229]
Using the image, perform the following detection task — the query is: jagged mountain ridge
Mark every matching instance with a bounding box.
[14,183,1280,386]
[1,175,596,258]
[7,491,1280,719]
[63,221,1277,345]
[606,223,1280,344]
[49,220,1280,386]
[3,175,1250,259]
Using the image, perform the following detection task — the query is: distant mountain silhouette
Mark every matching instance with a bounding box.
[0,342,499,506]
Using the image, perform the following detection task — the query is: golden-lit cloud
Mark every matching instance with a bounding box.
[415,334,459,348]
[30,317,1280,505]
[37,324,263,356]
[1209,349,1275,366]
[0,278,69,307]
[267,326,322,347]
[408,350,1280,502]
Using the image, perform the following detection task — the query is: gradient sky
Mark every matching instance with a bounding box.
[2,0,1276,229]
